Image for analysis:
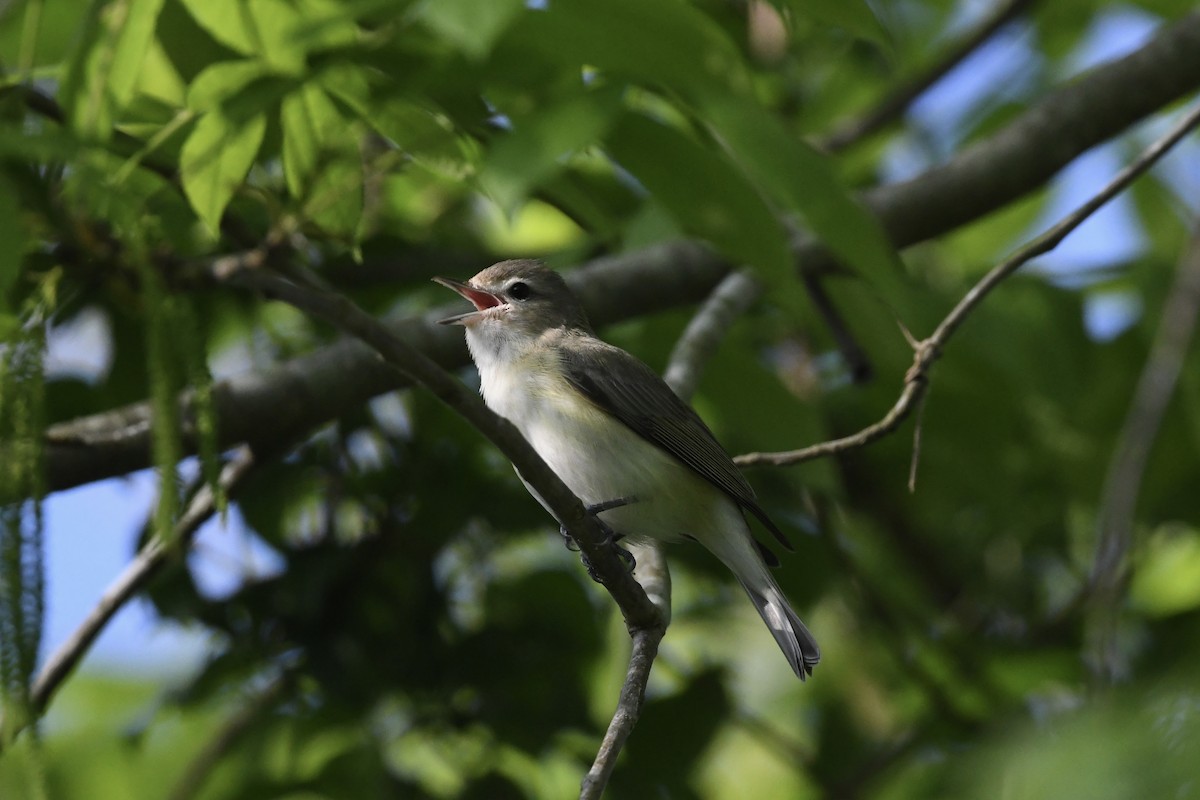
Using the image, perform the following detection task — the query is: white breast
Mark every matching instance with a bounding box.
[467,330,727,544]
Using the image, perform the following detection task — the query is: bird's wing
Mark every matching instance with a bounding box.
[560,337,793,555]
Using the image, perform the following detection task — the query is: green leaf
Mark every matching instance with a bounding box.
[365,100,458,160]
[0,314,17,342]
[61,0,165,141]
[781,0,890,49]
[107,0,166,108]
[281,82,344,197]
[286,0,360,53]
[418,0,526,60]
[315,62,372,118]
[139,263,182,540]
[480,87,623,213]
[177,0,304,72]
[701,93,906,303]
[303,154,364,240]
[0,0,94,69]
[606,112,791,276]
[186,59,275,112]
[281,83,363,238]
[180,110,266,234]
[1131,525,1200,616]
[501,0,748,100]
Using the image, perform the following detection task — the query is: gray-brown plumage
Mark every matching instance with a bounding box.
[435,260,819,678]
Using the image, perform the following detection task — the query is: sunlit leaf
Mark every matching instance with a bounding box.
[0,0,93,68]
[179,110,266,234]
[606,112,792,275]
[281,82,342,196]
[61,0,165,140]
[177,0,305,72]
[1131,525,1200,616]
[701,93,907,306]
[281,82,363,237]
[304,154,365,240]
[480,87,623,212]
[186,59,275,112]
[418,0,526,59]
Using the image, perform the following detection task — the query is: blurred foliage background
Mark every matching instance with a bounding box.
[1,0,1200,797]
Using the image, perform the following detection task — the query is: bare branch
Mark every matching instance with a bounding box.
[737,101,1200,468]
[0,447,259,753]
[1086,232,1200,683]
[841,11,1200,268]
[30,450,257,712]
[221,268,663,633]
[581,268,761,795]
[819,0,1037,153]
[222,269,674,798]
[800,269,875,383]
[579,626,662,800]
[33,243,729,499]
[663,270,763,400]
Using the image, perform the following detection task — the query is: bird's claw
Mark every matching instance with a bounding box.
[559,496,638,583]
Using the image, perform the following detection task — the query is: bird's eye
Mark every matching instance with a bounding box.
[508,281,532,300]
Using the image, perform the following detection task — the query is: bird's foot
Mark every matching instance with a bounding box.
[558,497,638,583]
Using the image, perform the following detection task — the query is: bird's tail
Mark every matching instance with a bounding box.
[737,576,820,680]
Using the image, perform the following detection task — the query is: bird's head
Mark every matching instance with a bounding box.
[433,260,592,344]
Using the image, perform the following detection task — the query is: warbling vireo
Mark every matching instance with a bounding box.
[435,260,819,679]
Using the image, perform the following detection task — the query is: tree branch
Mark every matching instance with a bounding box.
[818,0,1037,153]
[0,447,259,752]
[842,11,1200,266]
[222,266,673,794]
[1086,231,1200,683]
[221,268,663,633]
[579,630,662,800]
[663,269,763,400]
[581,268,761,796]
[31,451,257,710]
[736,100,1200,468]
[33,242,729,498]
[26,11,1200,498]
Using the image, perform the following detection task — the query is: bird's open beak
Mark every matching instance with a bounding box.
[432,277,504,325]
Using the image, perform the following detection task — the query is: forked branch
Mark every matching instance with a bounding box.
[581,268,762,798]
[736,101,1200,470]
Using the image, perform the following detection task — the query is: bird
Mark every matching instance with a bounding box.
[434,260,819,679]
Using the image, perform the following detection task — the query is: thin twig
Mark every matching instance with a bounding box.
[579,630,662,800]
[581,268,762,796]
[0,448,259,753]
[221,268,663,632]
[800,269,874,384]
[3,83,177,184]
[30,450,258,712]
[819,0,1036,152]
[907,390,929,492]
[663,270,763,400]
[1086,232,1200,683]
[736,101,1200,469]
